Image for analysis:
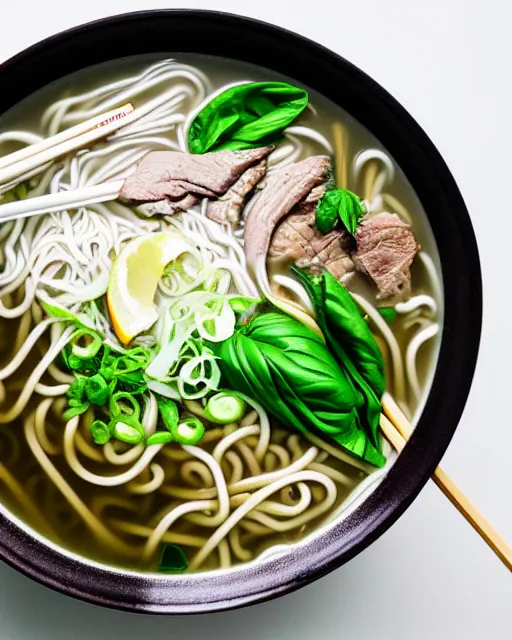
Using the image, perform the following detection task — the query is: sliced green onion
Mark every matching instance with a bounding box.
[146,379,181,400]
[67,377,87,403]
[40,300,96,330]
[147,431,174,446]
[178,354,221,400]
[63,402,89,421]
[110,356,144,376]
[85,374,110,405]
[99,364,115,382]
[65,351,100,373]
[109,392,141,420]
[90,420,111,445]
[158,544,189,574]
[204,392,247,424]
[157,397,179,432]
[195,299,235,342]
[116,370,147,394]
[124,346,153,366]
[109,414,145,445]
[70,329,103,359]
[171,417,205,445]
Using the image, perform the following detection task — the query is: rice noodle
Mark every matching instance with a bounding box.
[63,417,164,487]
[405,322,440,403]
[25,412,139,557]
[189,470,336,570]
[0,55,443,576]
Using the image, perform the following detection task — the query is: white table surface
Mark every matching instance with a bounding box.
[0,1,510,638]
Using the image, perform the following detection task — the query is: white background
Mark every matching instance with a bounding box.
[0,1,510,638]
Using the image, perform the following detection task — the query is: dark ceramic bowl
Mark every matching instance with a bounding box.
[0,10,482,614]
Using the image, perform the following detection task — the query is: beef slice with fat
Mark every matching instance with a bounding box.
[206,159,268,226]
[352,212,420,300]
[269,210,355,281]
[120,147,274,206]
[244,155,332,274]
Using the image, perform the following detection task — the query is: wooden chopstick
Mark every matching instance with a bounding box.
[0,103,135,187]
[380,393,512,572]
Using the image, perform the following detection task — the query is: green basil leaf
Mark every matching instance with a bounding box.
[315,189,365,235]
[188,82,308,154]
[315,190,342,233]
[293,268,385,450]
[214,312,385,467]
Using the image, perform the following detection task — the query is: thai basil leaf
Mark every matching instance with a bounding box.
[293,268,385,449]
[316,189,365,235]
[214,312,385,467]
[188,82,308,154]
[315,190,340,234]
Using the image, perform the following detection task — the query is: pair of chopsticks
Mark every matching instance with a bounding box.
[380,393,512,571]
[0,103,135,183]
[0,104,139,222]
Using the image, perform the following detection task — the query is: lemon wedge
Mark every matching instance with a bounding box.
[107,232,192,345]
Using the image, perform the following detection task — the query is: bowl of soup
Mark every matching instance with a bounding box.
[0,10,481,613]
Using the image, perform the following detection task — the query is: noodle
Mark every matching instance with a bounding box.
[0,54,443,576]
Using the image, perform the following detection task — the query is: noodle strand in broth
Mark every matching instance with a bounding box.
[0,54,442,573]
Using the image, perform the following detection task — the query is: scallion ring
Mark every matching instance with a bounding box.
[147,431,174,446]
[204,392,247,424]
[171,416,205,445]
[70,328,103,359]
[85,374,110,405]
[90,420,111,445]
[109,392,141,420]
[109,414,145,445]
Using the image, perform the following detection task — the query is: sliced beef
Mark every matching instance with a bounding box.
[137,195,199,217]
[244,155,332,275]
[293,183,328,216]
[269,211,355,281]
[352,212,420,300]
[206,159,267,226]
[120,147,274,206]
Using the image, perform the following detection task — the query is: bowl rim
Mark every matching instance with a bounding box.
[0,8,482,614]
